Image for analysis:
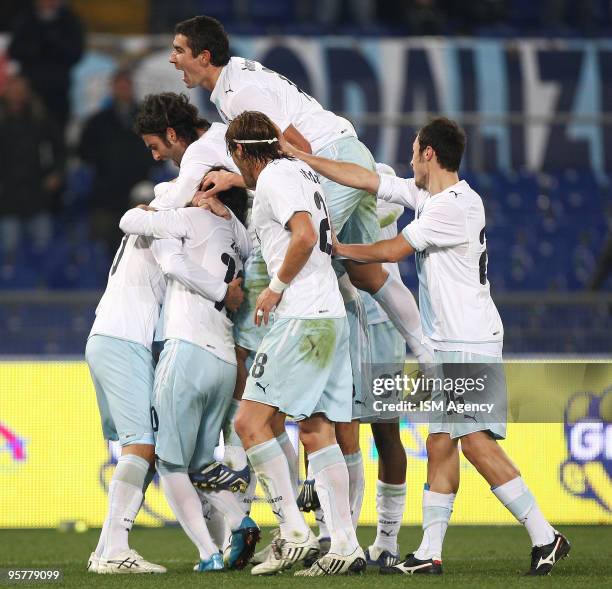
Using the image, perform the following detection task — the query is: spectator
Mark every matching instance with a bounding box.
[78,69,158,254]
[0,74,64,261]
[8,0,84,131]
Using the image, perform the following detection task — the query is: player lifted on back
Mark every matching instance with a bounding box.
[281,117,571,577]
[169,15,432,366]
[226,111,366,576]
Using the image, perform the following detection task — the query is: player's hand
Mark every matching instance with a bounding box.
[254,287,282,326]
[193,191,231,219]
[275,124,297,157]
[224,277,244,312]
[199,170,239,197]
[137,204,158,211]
[331,227,342,256]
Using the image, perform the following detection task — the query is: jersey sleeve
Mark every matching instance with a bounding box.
[119,208,192,240]
[402,197,467,252]
[377,174,425,211]
[150,238,228,302]
[263,172,311,228]
[229,85,292,132]
[228,211,253,260]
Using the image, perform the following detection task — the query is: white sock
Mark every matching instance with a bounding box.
[247,438,310,541]
[102,454,149,558]
[373,275,434,366]
[373,480,406,553]
[223,400,248,470]
[306,462,329,539]
[414,487,455,561]
[344,451,365,528]
[276,431,298,494]
[236,466,257,516]
[492,476,555,546]
[200,488,245,530]
[198,492,230,550]
[310,444,359,556]
[159,470,218,560]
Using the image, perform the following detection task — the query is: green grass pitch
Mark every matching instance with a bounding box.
[1,525,609,588]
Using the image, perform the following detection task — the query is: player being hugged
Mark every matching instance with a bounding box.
[226,111,366,577]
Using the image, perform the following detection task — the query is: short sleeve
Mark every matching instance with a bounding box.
[261,170,311,228]
[377,174,425,211]
[402,197,467,252]
[229,85,292,132]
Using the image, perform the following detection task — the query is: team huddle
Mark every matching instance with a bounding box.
[85,15,571,578]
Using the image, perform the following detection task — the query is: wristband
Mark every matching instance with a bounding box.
[269,274,289,294]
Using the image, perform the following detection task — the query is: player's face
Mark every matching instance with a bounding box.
[142,133,182,166]
[231,147,257,189]
[411,135,428,190]
[170,35,204,88]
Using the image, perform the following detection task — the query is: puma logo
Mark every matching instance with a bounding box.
[256,382,269,394]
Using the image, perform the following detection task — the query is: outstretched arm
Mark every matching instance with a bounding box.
[334,233,414,264]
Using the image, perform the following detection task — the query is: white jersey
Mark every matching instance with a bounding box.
[210,56,357,154]
[89,124,238,350]
[378,175,504,354]
[119,206,248,365]
[89,185,190,350]
[252,158,345,319]
[360,199,404,325]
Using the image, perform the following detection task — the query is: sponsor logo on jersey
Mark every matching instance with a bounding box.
[560,389,612,512]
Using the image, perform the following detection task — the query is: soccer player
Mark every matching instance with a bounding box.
[85,93,247,574]
[226,111,366,576]
[119,188,259,572]
[280,117,571,576]
[169,15,433,366]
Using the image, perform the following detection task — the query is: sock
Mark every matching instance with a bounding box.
[223,400,247,470]
[414,486,455,561]
[159,468,218,560]
[307,463,330,539]
[492,476,555,547]
[310,444,359,556]
[247,438,310,541]
[102,454,149,558]
[236,466,257,516]
[200,488,245,530]
[276,431,299,494]
[344,451,365,528]
[198,492,230,550]
[373,275,434,366]
[373,481,406,553]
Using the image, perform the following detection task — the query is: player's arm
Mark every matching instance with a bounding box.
[119,206,190,239]
[151,238,243,311]
[254,211,317,326]
[198,169,247,198]
[334,233,414,264]
[283,124,311,154]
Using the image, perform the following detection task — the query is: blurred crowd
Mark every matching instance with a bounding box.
[0,0,610,291]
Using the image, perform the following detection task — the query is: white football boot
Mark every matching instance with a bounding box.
[251,528,280,565]
[98,548,166,574]
[251,531,319,576]
[295,546,367,576]
[87,552,99,573]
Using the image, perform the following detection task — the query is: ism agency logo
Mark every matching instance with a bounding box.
[560,389,612,512]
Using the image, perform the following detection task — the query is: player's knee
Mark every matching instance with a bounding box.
[345,262,387,293]
[233,410,254,444]
[459,433,486,466]
[426,433,455,461]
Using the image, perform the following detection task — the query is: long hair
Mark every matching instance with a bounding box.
[225,111,288,166]
[134,92,210,145]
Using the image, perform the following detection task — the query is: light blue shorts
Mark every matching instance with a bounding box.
[345,295,372,420]
[85,334,155,446]
[428,350,507,440]
[369,321,406,367]
[152,339,236,470]
[316,136,379,246]
[243,317,353,423]
[233,247,271,353]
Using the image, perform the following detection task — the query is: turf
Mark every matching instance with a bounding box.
[0,525,608,588]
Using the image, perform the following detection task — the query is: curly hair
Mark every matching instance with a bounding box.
[225,111,288,166]
[134,92,210,145]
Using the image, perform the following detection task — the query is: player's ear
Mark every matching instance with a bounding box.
[166,127,177,144]
[199,49,211,66]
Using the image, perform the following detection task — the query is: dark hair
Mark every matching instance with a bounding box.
[134,92,210,145]
[417,117,466,172]
[174,16,230,66]
[225,111,287,165]
[206,166,248,225]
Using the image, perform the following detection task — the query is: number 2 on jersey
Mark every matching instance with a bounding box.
[313,191,332,255]
[214,252,242,311]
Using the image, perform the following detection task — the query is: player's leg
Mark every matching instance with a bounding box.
[460,431,569,575]
[85,335,164,574]
[335,421,364,529]
[152,339,222,571]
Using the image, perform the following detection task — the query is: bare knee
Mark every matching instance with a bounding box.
[122,443,155,465]
[234,408,253,443]
[345,261,387,293]
[335,421,360,455]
